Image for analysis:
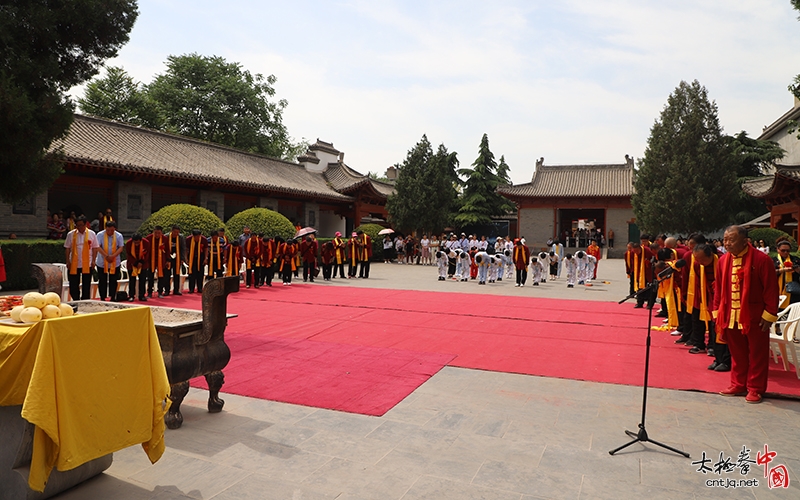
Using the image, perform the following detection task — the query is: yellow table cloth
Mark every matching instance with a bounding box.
[0,307,170,492]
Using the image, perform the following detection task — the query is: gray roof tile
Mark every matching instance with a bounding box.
[499,162,634,198]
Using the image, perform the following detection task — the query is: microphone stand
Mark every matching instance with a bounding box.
[610,275,690,458]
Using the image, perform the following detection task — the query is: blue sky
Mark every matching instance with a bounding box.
[70,0,800,184]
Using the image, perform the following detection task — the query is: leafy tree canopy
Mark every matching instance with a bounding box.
[632,80,738,234]
[225,208,295,240]
[454,134,514,227]
[79,54,304,160]
[138,203,224,237]
[386,135,459,234]
[0,0,138,203]
[727,131,784,224]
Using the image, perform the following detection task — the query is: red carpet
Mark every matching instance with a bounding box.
[145,285,800,416]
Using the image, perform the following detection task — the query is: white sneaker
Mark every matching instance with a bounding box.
[670,330,681,336]
[515,284,520,287]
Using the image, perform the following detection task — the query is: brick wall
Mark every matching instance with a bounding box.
[0,192,49,239]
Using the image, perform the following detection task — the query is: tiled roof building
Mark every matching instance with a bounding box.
[1,115,394,238]
[498,156,635,252]
[742,164,800,236]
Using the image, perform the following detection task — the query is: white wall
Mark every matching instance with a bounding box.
[319,210,345,237]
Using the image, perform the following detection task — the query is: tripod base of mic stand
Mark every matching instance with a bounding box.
[608,424,690,458]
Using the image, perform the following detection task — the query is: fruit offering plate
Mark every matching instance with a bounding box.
[0,312,83,327]
[0,296,24,313]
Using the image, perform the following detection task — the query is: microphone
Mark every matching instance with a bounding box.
[657,258,686,279]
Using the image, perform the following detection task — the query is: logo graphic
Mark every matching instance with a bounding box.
[691,444,790,489]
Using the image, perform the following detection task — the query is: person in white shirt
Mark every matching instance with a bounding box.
[575,250,589,285]
[420,235,431,265]
[478,235,489,252]
[475,251,490,285]
[458,250,471,282]
[64,215,100,300]
[494,237,505,254]
[435,250,448,280]
[95,220,125,301]
[552,239,565,278]
[586,254,597,284]
[563,253,577,288]
[489,255,503,283]
[531,252,548,286]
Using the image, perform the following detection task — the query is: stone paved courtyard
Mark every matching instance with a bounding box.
[40,261,800,499]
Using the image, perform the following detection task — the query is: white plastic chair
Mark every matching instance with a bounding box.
[770,302,800,378]
[116,261,130,295]
[53,263,71,302]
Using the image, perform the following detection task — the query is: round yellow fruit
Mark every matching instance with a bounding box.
[43,292,61,306]
[58,303,74,317]
[22,292,46,309]
[41,304,62,319]
[10,306,24,323]
[19,307,43,324]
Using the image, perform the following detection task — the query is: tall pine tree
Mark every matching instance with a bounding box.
[455,134,514,226]
[386,136,460,234]
[632,80,737,234]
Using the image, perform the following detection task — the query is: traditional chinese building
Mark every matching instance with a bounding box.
[742,165,800,239]
[0,114,394,238]
[498,156,636,252]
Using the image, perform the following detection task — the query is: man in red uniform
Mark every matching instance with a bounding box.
[300,235,319,282]
[332,231,346,278]
[261,236,276,287]
[356,230,372,278]
[243,233,262,288]
[513,238,531,287]
[320,241,335,281]
[629,241,655,309]
[166,225,186,296]
[144,226,169,298]
[347,232,359,278]
[186,229,208,293]
[714,225,779,404]
[125,233,149,302]
[278,237,298,285]
[225,240,243,278]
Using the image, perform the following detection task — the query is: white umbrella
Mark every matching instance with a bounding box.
[378,228,395,235]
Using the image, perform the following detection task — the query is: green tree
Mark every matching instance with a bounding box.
[727,131,784,223]
[386,136,432,231]
[146,53,289,157]
[632,80,737,234]
[0,0,138,203]
[77,66,161,128]
[454,134,514,226]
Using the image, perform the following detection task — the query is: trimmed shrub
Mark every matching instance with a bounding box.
[748,228,797,252]
[138,204,224,237]
[0,240,65,291]
[225,208,295,240]
[355,223,386,261]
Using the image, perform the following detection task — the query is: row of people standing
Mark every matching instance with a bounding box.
[625,228,779,404]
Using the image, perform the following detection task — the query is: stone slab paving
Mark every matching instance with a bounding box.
[38,260,800,499]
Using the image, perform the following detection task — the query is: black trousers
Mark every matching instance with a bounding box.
[322,263,332,280]
[335,262,345,278]
[246,267,260,287]
[689,310,731,365]
[516,269,527,285]
[447,258,456,276]
[636,287,656,309]
[348,261,358,277]
[188,270,204,293]
[169,261,182,293]
[264,264,275,286]
[68,271,92,300]
[147,270,169,295]
[303,262,317,281]
[282,267,293,283]
[359,260,370,278]
[129,272,147,299]
[97,269,120,300]
[207,268,223,280]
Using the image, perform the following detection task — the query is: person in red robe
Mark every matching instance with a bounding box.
[513,239,531,287]
[299,235,319,282]
[243,233,262,288]
[125,233,149,301]
[185,229,208,293]
[629,241,655,309]
[261,236,276,287]
[586,240,601,280]
[332,231,346,278]
[225,240,243,278]
[0,242,7,290]
[357,230,372,278]
[713,226,779,404]
[347,232,359,278]
[320,241,335,281]
[278,238,298,285]
[143,226,169,298]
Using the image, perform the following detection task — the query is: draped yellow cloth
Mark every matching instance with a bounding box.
[0,307,170,492]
